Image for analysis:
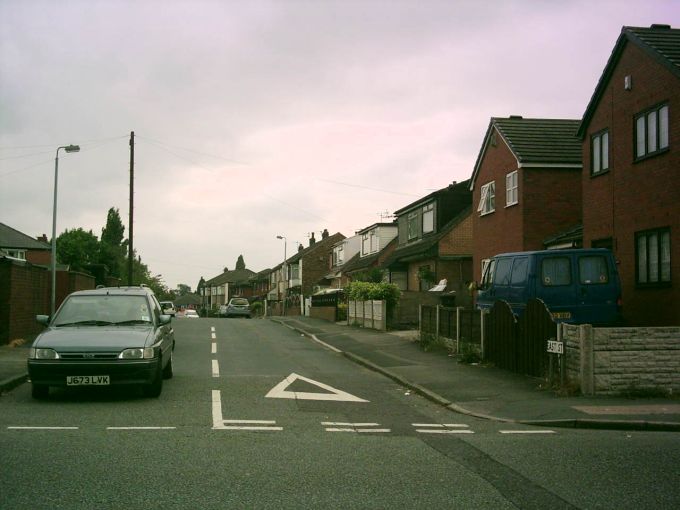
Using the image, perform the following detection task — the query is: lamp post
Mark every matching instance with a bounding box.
[276,235,287,315]
[51,144,80,317]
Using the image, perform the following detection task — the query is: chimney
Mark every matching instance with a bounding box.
[309,232,316,247]
[321,228,329,239]
[298,244,304,252]
[37,234,48,243]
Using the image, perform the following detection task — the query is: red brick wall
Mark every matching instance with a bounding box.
[522,167,582,249]
[582,42,680,325]
[439,213,473,256]
[0,260,49,344]
[26,250,50,265]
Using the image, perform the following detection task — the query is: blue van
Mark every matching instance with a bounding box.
[476,249,622,325]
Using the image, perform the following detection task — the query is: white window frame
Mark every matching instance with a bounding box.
[362,233,370,256]
[477,181,495,215]
[422,203,434,233]
[407,212,419,240]
[505,171,518,206]
[369,230,377,253]
[591,130,610,175]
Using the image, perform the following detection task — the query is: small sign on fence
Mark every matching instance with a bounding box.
[547,338,563,354]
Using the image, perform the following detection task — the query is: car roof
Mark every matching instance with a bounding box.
[68,286,156,298]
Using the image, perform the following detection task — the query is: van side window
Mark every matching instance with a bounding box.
[494,259,513,285]
[579,256,609,284]
[510,257,528,285]
[542,257,571,286]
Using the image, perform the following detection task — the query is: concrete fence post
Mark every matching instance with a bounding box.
[456,306,462,354]
[435,305,440,341]
[580,324,595,395]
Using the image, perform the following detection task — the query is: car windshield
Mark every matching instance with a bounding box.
[53,295,153,327]
[230,298,249,306]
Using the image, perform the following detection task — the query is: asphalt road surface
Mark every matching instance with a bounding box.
[1,318,678,509]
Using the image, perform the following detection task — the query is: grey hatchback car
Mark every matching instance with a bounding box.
[27,286,175,399]
[220,297,251,318]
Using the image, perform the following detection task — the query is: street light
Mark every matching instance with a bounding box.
[276,235,287,315]
[51,144,80,317]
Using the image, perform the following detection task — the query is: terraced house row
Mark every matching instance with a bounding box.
[198,24,678,326]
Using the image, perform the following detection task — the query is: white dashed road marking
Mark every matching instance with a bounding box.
[499,430,556,434]
[212,360,220,378]
[322,422,391,433]
[7,426,78,430]
[211,343,217,354]
[414,423,474,434]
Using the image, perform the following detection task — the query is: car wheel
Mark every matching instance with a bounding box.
[143,363,163,398]
[162,351,174,379]
[31,383,49,399]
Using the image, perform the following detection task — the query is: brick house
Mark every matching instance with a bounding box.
[201,268,256,310]
[469,117,583,282]
[383,181,473,297]
[322,234,361,289]
[577,24,680,326]
[0,222,51,265]
[284,229,345,315]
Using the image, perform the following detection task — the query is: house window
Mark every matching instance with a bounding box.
[336,245,344,265]
[369,231,377,253]
[362,234,370,255]
[477,181,495,215]
[407,212,419,240]
[635,104,669,159]
[636,228,671,286]
[505,171,518,206]
[591,130,610,175]
[422,203,434,233]
[290,264,299,280]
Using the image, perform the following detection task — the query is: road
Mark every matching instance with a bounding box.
[1,318,678,509]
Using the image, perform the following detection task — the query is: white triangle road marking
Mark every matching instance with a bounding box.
[265,373,369,402]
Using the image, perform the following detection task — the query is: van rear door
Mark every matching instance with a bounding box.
[537,253,578,321]
[575,253,620,324]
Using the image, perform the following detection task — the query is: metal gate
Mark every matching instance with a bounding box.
[485,299,556,377]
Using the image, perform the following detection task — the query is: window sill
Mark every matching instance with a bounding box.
[479,210,495,217]
[635,282,672,289]
[634,147,669,164]
[505,202,518,208]
[590,168,610,178]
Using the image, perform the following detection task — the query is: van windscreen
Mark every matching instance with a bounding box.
[542,257,571,286]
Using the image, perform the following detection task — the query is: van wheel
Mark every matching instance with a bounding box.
[32,384,49,399]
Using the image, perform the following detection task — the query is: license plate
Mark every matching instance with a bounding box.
[551,312,572,319]
[66,375,110,386]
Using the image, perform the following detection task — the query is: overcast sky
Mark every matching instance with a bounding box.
[1,0,678,290]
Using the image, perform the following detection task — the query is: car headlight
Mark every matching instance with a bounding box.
[118,347,155,359]
[29,348,60,360]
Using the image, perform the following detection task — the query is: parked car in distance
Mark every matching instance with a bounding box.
[220,298,251,318]
[27,286,175,399]
[159,301,176,317]
[183,309,199,318]
[475,248,622,325]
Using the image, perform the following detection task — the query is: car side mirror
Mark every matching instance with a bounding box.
[159,314,172,325]
[36,315,50,325]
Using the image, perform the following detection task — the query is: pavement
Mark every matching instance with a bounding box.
[2,317,679,432]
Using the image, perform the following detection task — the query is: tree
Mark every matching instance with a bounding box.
[235,255,246,270]
[176,284,192,296]
[56,228,99,271]
[98,207,127,278]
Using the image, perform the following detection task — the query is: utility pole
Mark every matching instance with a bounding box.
[128,131,134,286]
